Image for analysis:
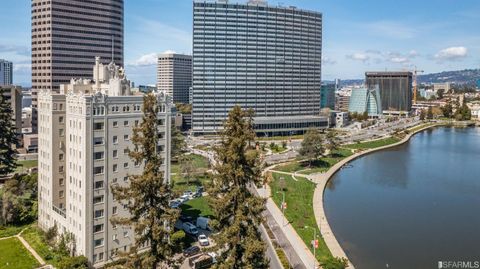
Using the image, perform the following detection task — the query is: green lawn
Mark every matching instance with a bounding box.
[15,160,38,173]
[180,197,214,218]
[344,137,400,150]
[270,173,332,263]
[274,149,353,175]
[0,237,39,269]
[21,225,65,267]
[171,154,212,194]
[0,225,28,238]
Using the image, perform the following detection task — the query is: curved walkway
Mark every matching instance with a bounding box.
[309,124,443,269]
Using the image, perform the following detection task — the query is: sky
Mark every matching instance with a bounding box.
[1,0,479,87]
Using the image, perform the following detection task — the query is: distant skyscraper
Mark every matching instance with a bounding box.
[0,60,13,85]
[157,53,192,104]
[320,84,336,110]
[192,0,326,135]
[31,0,124,132]
[365,72,413,113]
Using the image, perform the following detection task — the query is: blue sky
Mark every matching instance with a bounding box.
[1,0,479,86]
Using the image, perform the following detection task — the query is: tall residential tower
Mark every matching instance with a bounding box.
[38,58,172,266]
[31,0,124,132]
[157,53,192,104]
[192,0,326,135]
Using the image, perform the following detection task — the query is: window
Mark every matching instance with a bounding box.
[123,231,129,238]
[59,129,64,136]
[59,154,64,161]
[94,209,104,219]
[94,137,104,145]
[113,164,118,172]
[123,162,129,168]
[134,120,139,126]
[59,191,64,198]
[134,161,141,167]
[59,178,64,186]
[112,206,117,215]
[94,238,104,247]
[113,121,118,127]
[59,116,64,123]
[94,181,104,189]
[98,252,104,261]
[112,178,117,183]
[113,150,118,158]
[113,234,118,241]
[94,152,104,160]
[93,166,104,175]
[59,166,64,173]
[123,121,129,126]
[94,224,104,233]
[113,136,118,144]
[93,196,104,204]
[94,122,104,130]
[124,148,129,155]
[123,176,128,182]
[124,134,129,141]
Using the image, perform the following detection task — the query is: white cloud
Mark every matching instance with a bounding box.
[132,53,158,66]
[346,53,370,62]
[408,50,418,57]
[434,46,468,61]
[390,57,409,63]
[161,50,177,55]
[323,56,337,65]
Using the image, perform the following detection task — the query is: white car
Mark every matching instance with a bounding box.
[198,234,209,246]
[179,194,190,203]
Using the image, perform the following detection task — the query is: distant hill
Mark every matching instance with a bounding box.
[338,69,480,87]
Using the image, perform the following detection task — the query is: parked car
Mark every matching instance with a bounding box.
[179,194,190,203]
[196,217,210,231]
[183,246,201,257]
[189,253,216,269]
[182,222,199,236]
[169,199,182,209]
[180,214,195,223]
[183,190,194,198]
[198,234,209,246]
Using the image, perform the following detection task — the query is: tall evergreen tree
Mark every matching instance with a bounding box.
[111,93,179,269]
[171,124,186,160]
[208,105,268,269]
[0,93,19,176]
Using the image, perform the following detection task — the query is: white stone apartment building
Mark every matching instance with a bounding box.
[38,57,172,267]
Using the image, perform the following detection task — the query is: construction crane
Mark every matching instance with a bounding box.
[412,66,424,105]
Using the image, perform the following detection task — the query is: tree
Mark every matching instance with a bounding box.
[325,130,340,154]
[454,103,472,121]
[179,154,195,186]
[441,103,453,118]
[111,93,179,269]
[299,128,324,165]
[1,174,38,225]
[426,106,434,120]
[437,88,445,99]
[208,105,268,268]
[0,93,19,176]
[171,124,186,160]
[321,256,349,269]
[419,109,426,121]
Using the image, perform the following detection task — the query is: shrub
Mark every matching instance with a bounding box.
[321,256,349,269]
[276,248,291,269]
[58,256,89,269]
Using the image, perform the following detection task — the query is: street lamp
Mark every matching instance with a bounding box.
[305,225,318,269]
[276,189,286,226]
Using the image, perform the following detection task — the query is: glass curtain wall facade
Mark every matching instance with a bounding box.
[320,84,335,110]
[192,0,322,134]
[365,72,413,112]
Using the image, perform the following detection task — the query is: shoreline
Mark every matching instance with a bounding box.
[311,122,451,269]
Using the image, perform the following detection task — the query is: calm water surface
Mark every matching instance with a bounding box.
[324,127,480,269]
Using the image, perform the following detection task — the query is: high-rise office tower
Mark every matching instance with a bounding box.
[0,59,13,85]
[31,0,124,132]
[320,84,336,110]
[192,0,327,135]
[38,58,172,266]
[157,53,192,104]
[365,72,413,113]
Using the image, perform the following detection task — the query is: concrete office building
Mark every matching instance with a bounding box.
[192,0,326,135]
[336,95,350,112]
[1,85,23,135]
[321,84,336,110]
[0,59,13,86]
[365,72,413,113]
[348,87,382,117]
[157,53,192,104]
[38,58,172,267]
[31,0,124,132]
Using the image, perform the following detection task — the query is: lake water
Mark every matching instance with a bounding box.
[324,127,480,269]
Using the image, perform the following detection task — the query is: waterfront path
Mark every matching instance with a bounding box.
[309,123,442,269]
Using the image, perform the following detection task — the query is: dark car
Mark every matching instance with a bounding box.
[183,246,201,257]
[180,214,195,223]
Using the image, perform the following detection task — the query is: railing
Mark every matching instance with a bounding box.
[52,205,66,218]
